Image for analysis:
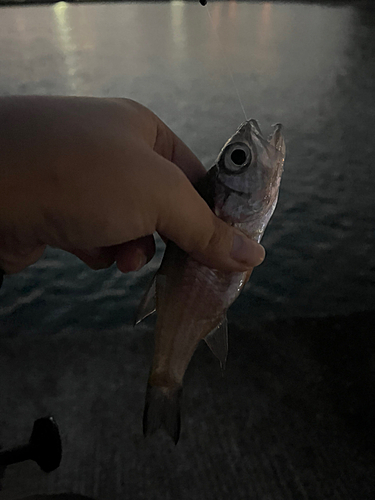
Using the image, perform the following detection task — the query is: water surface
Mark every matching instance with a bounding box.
[0,1,374,335]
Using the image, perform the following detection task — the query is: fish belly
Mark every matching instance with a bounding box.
[153,247,244,385]
[143,244,247,442]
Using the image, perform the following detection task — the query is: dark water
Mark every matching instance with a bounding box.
[0,1,374,336]
[0,2,374,498]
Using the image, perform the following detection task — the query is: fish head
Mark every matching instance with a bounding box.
[213,119,285,225]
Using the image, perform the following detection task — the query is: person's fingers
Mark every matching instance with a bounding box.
[69,247,117,270]
[0,245,46,274]
[152,115,207,184]
[68,236,155,273]
[115,236,155,273]
[118,99,205,184]
[151,154,265,272]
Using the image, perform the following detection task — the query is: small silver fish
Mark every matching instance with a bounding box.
[136,119,285,443]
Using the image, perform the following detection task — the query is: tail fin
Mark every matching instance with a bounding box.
[143,384,182,444]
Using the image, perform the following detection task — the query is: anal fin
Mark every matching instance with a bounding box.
[204,316,228,370]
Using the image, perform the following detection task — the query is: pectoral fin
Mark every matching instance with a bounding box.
[134,275,156,326]
[204,316,228,370]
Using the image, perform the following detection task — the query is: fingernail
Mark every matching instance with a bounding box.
[231,233,265,267]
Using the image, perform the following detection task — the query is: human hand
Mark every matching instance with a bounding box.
[0,96,265,275]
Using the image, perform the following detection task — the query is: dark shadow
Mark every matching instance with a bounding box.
[21,495,96,500]
[229,311,375,451]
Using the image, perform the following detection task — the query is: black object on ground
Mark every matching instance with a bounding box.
[0,417,62,473]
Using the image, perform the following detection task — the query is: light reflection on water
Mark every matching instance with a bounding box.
[0,1,374,335]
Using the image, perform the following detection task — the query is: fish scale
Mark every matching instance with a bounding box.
[152,251,244,383]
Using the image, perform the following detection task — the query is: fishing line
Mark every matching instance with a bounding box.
[205,3,248,122]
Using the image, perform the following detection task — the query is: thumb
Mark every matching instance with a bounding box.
[153,158,265,272]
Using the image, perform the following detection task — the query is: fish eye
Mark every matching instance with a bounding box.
[231,149,247,165]
[223,142,252,174]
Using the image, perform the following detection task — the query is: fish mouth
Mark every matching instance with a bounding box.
[235,120,285,159]
[269,123,286,157]
[235,119,262,143]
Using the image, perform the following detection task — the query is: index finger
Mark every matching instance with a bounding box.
[152,116,207,184]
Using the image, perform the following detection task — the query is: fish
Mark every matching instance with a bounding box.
[136,119,286,443]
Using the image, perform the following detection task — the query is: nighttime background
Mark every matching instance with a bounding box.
[0,1,374,499]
